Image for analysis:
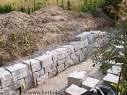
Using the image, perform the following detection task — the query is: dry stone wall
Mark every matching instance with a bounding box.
[0,31,107,95]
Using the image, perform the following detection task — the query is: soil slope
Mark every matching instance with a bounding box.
[0,6,113,66]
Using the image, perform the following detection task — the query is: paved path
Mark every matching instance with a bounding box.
[25,59,104,95]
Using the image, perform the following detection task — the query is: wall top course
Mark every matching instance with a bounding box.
[5,63,28,72]
[0,68,11,78]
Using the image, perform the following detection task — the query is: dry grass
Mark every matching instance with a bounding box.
[0,0,106,12]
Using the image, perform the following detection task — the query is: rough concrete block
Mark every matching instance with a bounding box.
[68,71,87,86]
[6,63,28,81]
[82,77,99,90]
[70,53,79,64]
[103,73,119,84]
[23,59,41,72]
[48,67,58,78]
[107,66,121,75]
[68,41,85,51]
[65,84,87,95]
[0,68,13,88]
[57,64,65,73]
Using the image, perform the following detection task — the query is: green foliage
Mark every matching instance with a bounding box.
[92,17,127,95]
[0,4,13,13]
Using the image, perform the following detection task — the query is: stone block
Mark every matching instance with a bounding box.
[57,64,65,73]
[35,55,53,73]
[55,48,69,59]
[75,32,90,41]
[0,87,10,95]
[75,49,82,56]
[37,73,49,85]
[65,59,74,69]
[68,71,87,86]
[34,69,45,78]
[70,53,79,64]
[103,73,119,84]
[65,84,87,95]
[48,67,58,78]
[62,45,75,53]
[24,75,34,90]
[6,63,28,81]
[107,66,121,75]
[81,77,99,90]
[0,68,13,88]
[46,50,60,64]
[57,58,66,66]
[23,59,41,72]
[68,41,85,52]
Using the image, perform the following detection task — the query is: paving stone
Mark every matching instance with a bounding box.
[65,84,87,95]
[107,66,121,75]
[68,41,85,52]
[6,63,28,81]
[57,64,65,73]
[23,59,41,72]
[82,77,99,90]
[48,67,58,78]
[0,68,13,88]
[103,73,119,84]
[68,71,87,86]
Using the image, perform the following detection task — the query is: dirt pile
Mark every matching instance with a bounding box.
[0,6,114,66]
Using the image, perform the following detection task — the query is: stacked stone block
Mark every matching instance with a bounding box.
[0,31,107,95]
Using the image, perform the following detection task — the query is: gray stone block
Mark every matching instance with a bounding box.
[62,45,75,54]
[48,67,58,78]
[55,48,69,59]
[68,71,87,86]
[65,59,74,69]
[6,63,28,81]
[81,77,99,90]
[70,53,79,64]
[57,64,65,73]
[23,59,41,72]
[46,50,60,64]
[57,58,66,66]
[68,41,85,52]
[75,32,90,41]
[37,73,49,85]
[0,68,13,88]
[65,84,87,95]
[35,55,53,73]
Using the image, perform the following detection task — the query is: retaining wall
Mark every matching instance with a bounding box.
[0,31,107,95]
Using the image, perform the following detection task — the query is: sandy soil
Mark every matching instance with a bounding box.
[25,59,104,95]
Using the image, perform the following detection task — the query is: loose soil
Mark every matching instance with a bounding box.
[0,6,114,66]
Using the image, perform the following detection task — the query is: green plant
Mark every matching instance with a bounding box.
[0,4,13,13]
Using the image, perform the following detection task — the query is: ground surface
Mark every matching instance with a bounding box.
[0,6,113,66]
[25,59,104,95]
